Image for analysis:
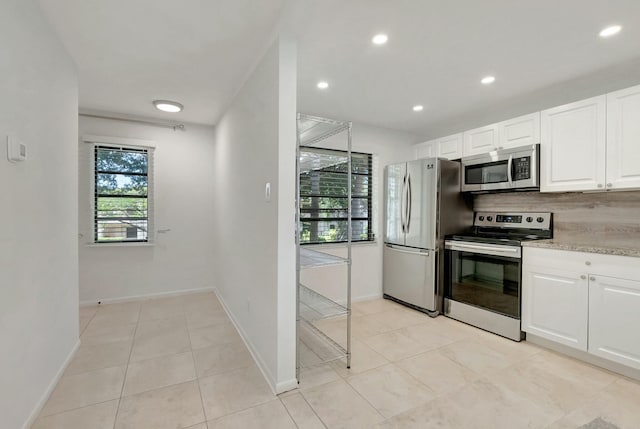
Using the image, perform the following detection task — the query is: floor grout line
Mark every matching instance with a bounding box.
[297,390,329,429]
[186,298,210,426]
[111,303,142,429]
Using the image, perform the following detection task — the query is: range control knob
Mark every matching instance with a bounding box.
[478,216,485,221]
[526,217,533,223]
[536,217,545,223]
[486,216,493,222]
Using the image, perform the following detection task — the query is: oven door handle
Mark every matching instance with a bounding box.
[445,241,521,258]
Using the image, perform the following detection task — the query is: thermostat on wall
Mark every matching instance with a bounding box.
[7,135,27,162]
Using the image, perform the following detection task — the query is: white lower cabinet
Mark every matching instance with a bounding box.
[589,275,640,369]
[522,266,588,350]
[523,247,640,370]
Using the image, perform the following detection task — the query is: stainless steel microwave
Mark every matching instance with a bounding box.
[461,144,540,193]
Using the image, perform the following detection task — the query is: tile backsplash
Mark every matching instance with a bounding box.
[473,191,640,240]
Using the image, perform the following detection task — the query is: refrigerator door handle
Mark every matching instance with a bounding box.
[385,243,430,256]
[400,174,407,234]
[406,173,412,233]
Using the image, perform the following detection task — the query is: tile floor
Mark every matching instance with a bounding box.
[32,293,640,429]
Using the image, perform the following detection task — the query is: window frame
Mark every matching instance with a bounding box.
[299,146,374,245]
[83,135,155,246]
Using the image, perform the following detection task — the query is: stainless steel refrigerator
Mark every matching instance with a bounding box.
[383,158,472,315]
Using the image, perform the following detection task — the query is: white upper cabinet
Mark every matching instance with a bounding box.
[437,133,463,160]
[414,140,436,159]
[540,95,606,192]
[414,134,463,160]
[499,112,540,149]
[606,84,640,191]
[463,124,499,157]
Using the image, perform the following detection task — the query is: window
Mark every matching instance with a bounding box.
[299,147,374,244]
[93,145,152,243]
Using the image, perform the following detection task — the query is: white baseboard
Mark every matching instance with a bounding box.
[352,293,383,303]
[276,378,299,394]
[334,292,383,307]
[22,339,81,429]
[527,334,640,381]
[79,287,216,306]
[213,288,280,395]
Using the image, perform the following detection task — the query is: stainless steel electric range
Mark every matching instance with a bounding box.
[444,212,553,341]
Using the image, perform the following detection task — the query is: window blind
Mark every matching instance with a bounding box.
[299,147,374,244]
[93,144,154,243]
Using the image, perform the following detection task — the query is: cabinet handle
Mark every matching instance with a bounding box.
[580,275,586,280]
[597,184,603,188]
[590,276,596,282]
[585,261,591,266]
[607,183,612,188]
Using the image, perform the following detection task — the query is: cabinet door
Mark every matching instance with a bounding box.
[499,112,540,149]
[589,275,640,370]
[540,96,606,192]
[437,133,463,160]
[415,141,436,160]
[522,265,588,350]
[606,85,640,191]
[463,124,498,157]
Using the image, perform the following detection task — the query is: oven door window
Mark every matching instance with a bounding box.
[465,160,509,185]
[447,250,521,318]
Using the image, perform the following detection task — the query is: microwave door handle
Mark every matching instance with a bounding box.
[507,154,514,185]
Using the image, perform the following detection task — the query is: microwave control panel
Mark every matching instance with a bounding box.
[513,156,531,181]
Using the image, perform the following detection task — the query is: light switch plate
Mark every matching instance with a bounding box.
[7,135,27,162]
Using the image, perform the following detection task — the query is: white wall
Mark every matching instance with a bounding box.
[300,123,418,302]
[213,36,297,393]
[78,116,216,303]
[0,1,79,428]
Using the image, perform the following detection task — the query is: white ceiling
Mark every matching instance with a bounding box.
[293,0,640,139]
[39,1,640,139]
[37,0,287,124]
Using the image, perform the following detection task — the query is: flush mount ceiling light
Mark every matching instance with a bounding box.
[153,100,183,113]
[372,33,389,45]
[599,25,622,38]
[481,76,496,85]
[317,81,329,89]
[412,105,424,112]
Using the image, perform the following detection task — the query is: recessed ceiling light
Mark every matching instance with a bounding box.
[317,81,329,89]
[481,76,496,85]
[153,100,183,113]
[599,25,622,38]
[412,105,424,112]
[372,34,389,45]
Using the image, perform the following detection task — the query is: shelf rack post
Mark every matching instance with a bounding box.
[346,121,352,369]
[295,113,353,379]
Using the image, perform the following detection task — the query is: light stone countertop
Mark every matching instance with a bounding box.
[522,235,640,258]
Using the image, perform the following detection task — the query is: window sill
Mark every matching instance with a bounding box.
[85,242,155,248]
[302,240,378,250]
